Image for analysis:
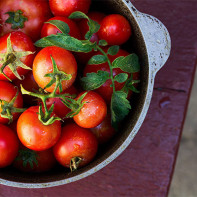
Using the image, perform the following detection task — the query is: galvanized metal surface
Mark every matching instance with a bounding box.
[0,0,171,188]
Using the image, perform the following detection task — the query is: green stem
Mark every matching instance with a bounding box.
[96,45,116,92]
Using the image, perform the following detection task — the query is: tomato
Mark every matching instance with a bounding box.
[33,46,78,93]
[0,0,52,41]
[41,16,81,40]
[76,12,106,66]
[53,123,98,170]
[73,91,107,128]
[83,49,139,103]
[0,32,36,81]
[13,146,56,173]
[0,124,19,168]
[44,86,78,119]
[49,0,91,18]
[17,106,61,151]
[98,14,132,45]
[0,81,23,124]
[91,114,115,144]
[14,71,40,106]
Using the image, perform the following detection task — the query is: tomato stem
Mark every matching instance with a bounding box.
[96,45,116,93]
[70,157,82,172]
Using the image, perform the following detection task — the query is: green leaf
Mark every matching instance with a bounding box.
[88,55,107,65]
[114,73,128,83]
[111,91,131,128]
[69,11,100,41]
[45,20,70,34]
[35,34,95,53]
[99,40,108,46]
[112,54,140,73]
[85,19,100,40]
[69,11,89,20]
[107,45,119,56]
[81,70,110,90]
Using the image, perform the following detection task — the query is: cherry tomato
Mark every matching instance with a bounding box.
[45,86,78,119]
[0,0,52,41]
[49,0,91,17]
[41,16,81,40]
[73,91,107,128]
[91,114,115,144]
[53,123,98,169]
[33,46,78,93]
[76,12,106,66]
[0,32,36,81]
[14,71,40,106]
[13,146,56,173]
[0,124,19,168]
[83,49,140,103]
[17,106,61,151]
[0,81,23,124]
[98,14,132,45]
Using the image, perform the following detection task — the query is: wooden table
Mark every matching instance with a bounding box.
[0,1,197,196]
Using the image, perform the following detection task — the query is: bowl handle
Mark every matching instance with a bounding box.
[127,2,171,74]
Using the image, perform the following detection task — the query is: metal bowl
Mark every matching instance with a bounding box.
[0,0,171,188]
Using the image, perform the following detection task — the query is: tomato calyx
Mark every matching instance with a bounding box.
[70,156,82,172]
[44,56,72,93]
[0,34,34,81]
[15,149,38,169]
[0,89,25,124]
[5,10,28,30]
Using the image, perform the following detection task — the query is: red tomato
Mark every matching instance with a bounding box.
[83,49,140,104]
[45,86,78,119]
[98,14,132,45]
[73,91,107,128]
[91,114,115,144]
[49,0,91,17]
[0,32,36,81]
[17,106,61,151]
[76,12,106,66]
[0,81,23,124]
[0,124,19,168]
[41,16,81,40]
[53,123,98,169]
[0,0,52,41]
[14,71,40,106]
[33,46,78,93]
[13,146,57,173]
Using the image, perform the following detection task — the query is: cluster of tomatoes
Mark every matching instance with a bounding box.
[0,0,139,173]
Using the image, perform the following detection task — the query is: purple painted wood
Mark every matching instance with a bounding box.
[0,1,197,196]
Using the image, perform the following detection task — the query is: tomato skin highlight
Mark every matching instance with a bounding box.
[0,31,36,81]
[0,124,19,168]
[17,106,61,151]
[49,0,91,17]
[73,91,107,128]
[0,0,52,41]
[0,81,23,124]
[41,16,81,40]
[33,46,77,93]
[53,123,98,168]
[98,14,132,45]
